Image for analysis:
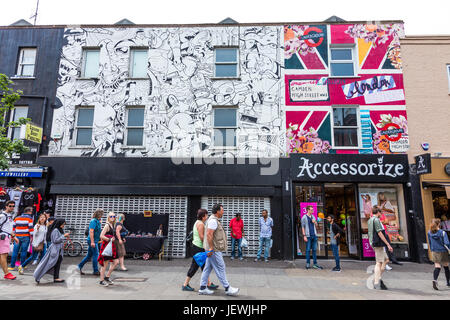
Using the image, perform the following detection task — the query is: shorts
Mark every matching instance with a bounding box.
[431,251,449,264]
[0,237,11,255]
[374,247,389,263]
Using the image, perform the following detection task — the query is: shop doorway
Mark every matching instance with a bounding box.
[432,191,450,238]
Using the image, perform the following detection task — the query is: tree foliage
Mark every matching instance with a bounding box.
[0,74,30,170]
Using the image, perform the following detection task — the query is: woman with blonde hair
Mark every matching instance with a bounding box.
[115,213,129,271]
[98,212,119,286]
[428,218,450,290]
[18,213,47,274]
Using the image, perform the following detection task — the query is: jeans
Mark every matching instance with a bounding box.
[10,237,30,268]
[78,241,100,273]
[200,251,230,289]
[331,244,340,269]
[230,238,242,258]
[21,243,47,268]
[257,237,271,260]
[305,235,318,265]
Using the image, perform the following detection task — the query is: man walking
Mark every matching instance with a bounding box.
[198,204,239,296]
[10,206,34,270]
[301,205,322,270]
[327,215,344,272]
[369,206,393,290]
[255,209,273,262]
[229,213,244,261]
[78,209,104,275]
[0,201,18,280]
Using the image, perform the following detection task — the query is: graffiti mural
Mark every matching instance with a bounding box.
[50,26,284,158]
[283,23,407,155]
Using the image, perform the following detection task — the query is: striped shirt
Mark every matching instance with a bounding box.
[13,214,34,238]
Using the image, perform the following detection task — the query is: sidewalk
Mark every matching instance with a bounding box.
[0,257,448,300]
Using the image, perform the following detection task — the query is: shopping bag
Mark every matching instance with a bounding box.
[101,240,113,257]
[193,250,213,267]
[241,237,248,248]
[269,239,273,248]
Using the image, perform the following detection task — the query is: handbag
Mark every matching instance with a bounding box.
[101,240,113,257]
[33,242,44,252]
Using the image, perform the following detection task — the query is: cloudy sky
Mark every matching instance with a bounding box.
[1,0,449,35]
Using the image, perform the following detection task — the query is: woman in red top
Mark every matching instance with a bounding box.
[98,212,119,287]
[229,213,245,260]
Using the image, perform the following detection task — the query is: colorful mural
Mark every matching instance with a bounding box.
[284,23,407,155]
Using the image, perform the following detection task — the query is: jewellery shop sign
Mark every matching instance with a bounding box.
[290,154,409,183]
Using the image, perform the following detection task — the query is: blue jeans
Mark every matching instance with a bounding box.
[21,243,47,268]
[78,241,99,273]
[331,244,340,269]
[305,236,318,265]
[257,237,271,260]
[231,238,242,258]
[10,237,30,268]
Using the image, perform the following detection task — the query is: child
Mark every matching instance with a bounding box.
[327,215,344,272]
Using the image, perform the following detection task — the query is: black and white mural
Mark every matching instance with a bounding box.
[50,26,285,158]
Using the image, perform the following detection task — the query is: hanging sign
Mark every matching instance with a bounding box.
[20,123,43,144]
[414,153,431,175]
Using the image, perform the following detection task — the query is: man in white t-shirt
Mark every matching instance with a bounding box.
[0,201,19,280]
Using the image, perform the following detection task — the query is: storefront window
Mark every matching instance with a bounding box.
[359,184,408,258]
[432,191,450,237]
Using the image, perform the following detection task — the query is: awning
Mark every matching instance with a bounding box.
[0,167,45,178]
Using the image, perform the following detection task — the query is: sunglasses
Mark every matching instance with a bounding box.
[109,216,116,218]
[8,205,15,207]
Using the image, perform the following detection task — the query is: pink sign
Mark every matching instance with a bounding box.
[300,202,317,219]
[362,237,375,257]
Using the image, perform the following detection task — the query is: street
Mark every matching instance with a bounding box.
[1,257,448,300]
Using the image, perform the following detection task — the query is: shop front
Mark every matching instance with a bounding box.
[290,154,411,261]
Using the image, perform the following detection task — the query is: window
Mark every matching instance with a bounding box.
[82,49,100,78]
[330,47,356,77]
[213,107,237,147]
[125,107,145,146]
[129,48,148,78]
[332,107,360,148]
[214,48,238,78]
[8,107,28,140]
[16,48,36,77]
[75,107,94,146]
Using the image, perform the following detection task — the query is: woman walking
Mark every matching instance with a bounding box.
[33,218,70,284]
[114,213,128,271]
[18,213,47,274]
[428,218,450,290]
[98,212,119,286]
[182,209,218,291]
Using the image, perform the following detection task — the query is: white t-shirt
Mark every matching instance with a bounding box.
[207,218,218,230]
[0,211,14,236]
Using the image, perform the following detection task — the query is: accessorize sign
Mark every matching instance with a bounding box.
[291,154,409,182]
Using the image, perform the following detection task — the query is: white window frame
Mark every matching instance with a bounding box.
[80,48,100,78]
[8,106,28,140]
[124,106,145,148]
[330,106,361,149]
[329,45,358,78]
[213,47,239,79]
[129,47,149,79]
[212,106,238,149]
[16,48,37,77]
[74,107,94,147]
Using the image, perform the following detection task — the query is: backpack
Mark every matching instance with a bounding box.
[0,213,11,235]
[185,230,194,243]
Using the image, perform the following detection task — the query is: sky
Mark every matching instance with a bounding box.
[1,0,449,35]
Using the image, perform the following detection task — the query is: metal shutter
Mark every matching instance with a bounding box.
[200,196,271,257]
[55,195,187,258]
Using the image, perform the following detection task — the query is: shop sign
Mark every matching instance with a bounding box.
[20,123,43,144]
[289,79,329,102]
[291,154,409,182]
[0,168,43,178]
[445,163,450,176]
[415,153,431,175]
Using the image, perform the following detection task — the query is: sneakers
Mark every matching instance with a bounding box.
[18,266,24,275]
[230,256,235,260]
[332,267,341,272]
[104,277,114,285]
[99,280,109,287]
[385,265,392,271]
[7,267,15,271]
[78,268,85,275]
[264,259,269,262]
[4,273,16,280]
[207,283,219,290]
[312,264,323,270]
[226,286,240,296]
[93,271,100,276]
[239,257,244,261]
[198,287,214,295]
[182,284,195,291]
[32,260,38,265]
[379,280,388,290]
[254,258,261,262]
[306,263,311,270]
[432,280,438,290]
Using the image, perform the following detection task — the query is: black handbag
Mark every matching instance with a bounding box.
[185,230,193,243]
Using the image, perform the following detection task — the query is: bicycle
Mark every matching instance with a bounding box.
[63,227,83,257]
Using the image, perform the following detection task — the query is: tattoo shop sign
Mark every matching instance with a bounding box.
[290,154,409,182]
[289,79,329,102]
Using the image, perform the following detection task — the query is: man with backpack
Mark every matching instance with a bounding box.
[327,215,344,272]
[78,209,104,275]
[0,200,18,280]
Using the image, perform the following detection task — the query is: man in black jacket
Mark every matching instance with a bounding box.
[327,215,344,272]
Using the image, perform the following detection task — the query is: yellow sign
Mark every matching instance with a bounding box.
[24,123,43,144]
[144,210,153,217]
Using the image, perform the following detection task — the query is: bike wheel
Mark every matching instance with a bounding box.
[67,241,83,257]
